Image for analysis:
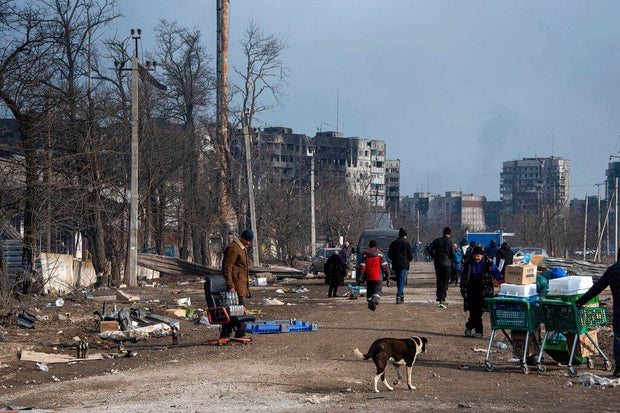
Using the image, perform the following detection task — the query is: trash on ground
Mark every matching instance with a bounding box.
[176,297,191,307]
[98,323,172,342]
[261,298,285,305]
[16,311,37,329]
[21,350,103,363]
[578,372,620,387]
[116,290,140,302]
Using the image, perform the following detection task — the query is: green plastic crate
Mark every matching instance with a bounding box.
[486,298,539,332]
[540,300,608,334]
[547,294,599,306]
[579,306,608,329]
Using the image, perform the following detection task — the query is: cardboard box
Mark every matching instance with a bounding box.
[570,330,599,358]
[504,263,537,285]
[511,330,539,357]
[529,254,545,267]
[99,320,119,332]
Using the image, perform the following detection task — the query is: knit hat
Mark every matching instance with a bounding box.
[443,226,451,235]
[240,229,254,241]
[399,228,407,237]
[472,246,484,255]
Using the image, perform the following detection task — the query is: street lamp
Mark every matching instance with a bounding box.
[114,29,157,287]
[307,146,316,254]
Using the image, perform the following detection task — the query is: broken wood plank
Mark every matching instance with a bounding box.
[20,350,103,363]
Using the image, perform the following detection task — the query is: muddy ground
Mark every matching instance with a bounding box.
[0,261,618,412]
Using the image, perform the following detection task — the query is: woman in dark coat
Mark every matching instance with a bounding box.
[325,253,347,297]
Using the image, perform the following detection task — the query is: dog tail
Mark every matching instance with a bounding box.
[353,348,370,360]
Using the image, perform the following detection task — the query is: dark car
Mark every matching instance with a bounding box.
[310,247,341,275]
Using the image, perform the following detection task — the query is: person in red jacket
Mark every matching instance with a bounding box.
[360,239,388,311]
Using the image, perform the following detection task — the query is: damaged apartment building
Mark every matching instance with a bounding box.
[251,127,400,215]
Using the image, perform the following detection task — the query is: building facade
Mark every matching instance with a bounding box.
[253,127,398,210]
[500,156,570,213]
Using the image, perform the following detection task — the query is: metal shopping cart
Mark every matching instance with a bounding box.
[536,300,611,377]
[484,297,544,374]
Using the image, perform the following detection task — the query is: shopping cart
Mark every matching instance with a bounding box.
[484,297,544,374]
[536,299,611,377]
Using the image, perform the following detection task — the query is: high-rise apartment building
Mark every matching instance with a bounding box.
[401,192,487,235]
[253,127,397,210]
[500,156,570,213]
[385,159,401,215]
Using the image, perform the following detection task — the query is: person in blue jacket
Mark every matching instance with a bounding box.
[460,246,502,339]
[451,243,463,285]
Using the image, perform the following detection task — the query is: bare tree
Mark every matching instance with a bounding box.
[229,20,289,233]
[153,19,215,263]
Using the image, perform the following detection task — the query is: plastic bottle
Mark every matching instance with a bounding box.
[171,326,178,345]
[496,341,508,349]
[522,253,531,264]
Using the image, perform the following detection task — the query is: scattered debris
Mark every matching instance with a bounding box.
[21,350,103,364]
[261,298,285,305]
[16,311,37,329]
[578,372,620,387]
[98,323,172,342]
[176,297,191,307]
[116,290,140,302]
[245,320,318,334]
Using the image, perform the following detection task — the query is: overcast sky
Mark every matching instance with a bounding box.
[116,0,620,201]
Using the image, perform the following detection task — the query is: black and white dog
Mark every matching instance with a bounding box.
[354,336,427,393]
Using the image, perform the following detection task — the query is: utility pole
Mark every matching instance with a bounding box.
[308,146,316,254]
[583,194,588,258]
[216,0,230,231]
[242,109,259,265]
[597,183,601,262]
[115,29,157,287]
[128,29,140,287]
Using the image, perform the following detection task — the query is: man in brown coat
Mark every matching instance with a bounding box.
[220,229,253,339]
[222,229,253,306]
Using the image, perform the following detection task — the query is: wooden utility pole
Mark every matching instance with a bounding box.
[216,0,230,230]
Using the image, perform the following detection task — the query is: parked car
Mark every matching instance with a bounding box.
[310,247,341,274]
[513,247,548,263]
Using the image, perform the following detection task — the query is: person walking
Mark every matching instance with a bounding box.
[451,243,463,285]
[485,239,499,265]
[360,240,388,311]
[324,252,347,298]
[388,228,414,304]
[412,242,420,262]
[460,246,502,339]
[221,229,254,338]
[576,248,620,377]
[495,241,514,277]
[428,227,456,308]
[339,241,352,265]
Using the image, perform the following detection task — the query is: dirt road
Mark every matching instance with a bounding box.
[1,262,617,412]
